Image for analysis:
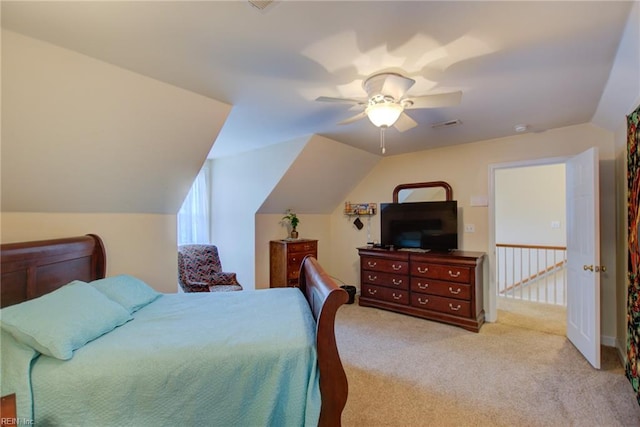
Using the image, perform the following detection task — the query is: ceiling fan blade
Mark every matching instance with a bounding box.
[393,112,418,132]
[404,91,462,109]
[381,74,415,100]
[338,111,367,125]
[364,73,415,100]
[315,96,364,105]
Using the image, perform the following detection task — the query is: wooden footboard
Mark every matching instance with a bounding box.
[299,256,349,427]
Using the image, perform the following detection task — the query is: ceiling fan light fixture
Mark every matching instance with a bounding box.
[366,102,403,128]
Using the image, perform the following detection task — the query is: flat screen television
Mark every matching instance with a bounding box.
[380,200,458,251]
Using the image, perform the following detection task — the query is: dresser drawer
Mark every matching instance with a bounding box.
[287,253,314,279]
[362,284,409,305]
[411,262,471,283]
[410,294,471,317]
[361,256,409,274]
[358,247,485,332]
[411,278,471,300]
[287,241,317,254]
[288,251,315,267]
[287,265,301,280]
[362,271,409,290]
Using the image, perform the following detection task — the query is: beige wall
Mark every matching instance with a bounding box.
[211,138,309,289]
[2,30,229,215]
[1,31,229,295]
[1,213,179,293]
[495,164,566,246]
[326,123,618,341]
[596,0,639,359]
[215,135,378,290]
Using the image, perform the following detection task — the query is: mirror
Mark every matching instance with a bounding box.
[397,187,447,203]
[392,181,453,203]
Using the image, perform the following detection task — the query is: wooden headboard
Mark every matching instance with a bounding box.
[0,234,106,308]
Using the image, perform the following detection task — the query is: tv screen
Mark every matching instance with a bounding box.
[380,201,458,251]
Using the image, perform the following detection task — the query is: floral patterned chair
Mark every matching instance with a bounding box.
[177,244,243,292]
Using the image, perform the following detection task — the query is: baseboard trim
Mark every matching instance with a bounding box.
[615,337,627,366]
[601,335,616,347]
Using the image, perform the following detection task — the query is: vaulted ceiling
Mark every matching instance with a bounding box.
[1,1,634,158]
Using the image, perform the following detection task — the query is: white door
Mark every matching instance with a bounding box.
[565,147,601,369]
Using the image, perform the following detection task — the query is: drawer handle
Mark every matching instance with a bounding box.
[448,270,461,278]
[417,297,429,305]
[392,293,403,300]
[449,303,461,311]
[368,275,378,281]
[417,282,429,290]
[392,279,403,286]
[448,287,461,295]
[367,261,377,268]
[392,264,402,271]
[304,245,311,250]
[417,267,429,273]
[367,289,377,295]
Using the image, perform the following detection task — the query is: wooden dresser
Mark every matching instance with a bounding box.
[270,239,318,287]
[358,247,485,332]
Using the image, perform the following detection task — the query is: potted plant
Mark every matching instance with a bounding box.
[282,209,300,239]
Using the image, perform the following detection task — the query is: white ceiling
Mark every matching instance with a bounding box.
[1,1,633,158]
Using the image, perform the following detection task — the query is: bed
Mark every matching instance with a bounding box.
[0,234,348,426]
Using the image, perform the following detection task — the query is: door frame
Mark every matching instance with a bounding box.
[487,155,569,322]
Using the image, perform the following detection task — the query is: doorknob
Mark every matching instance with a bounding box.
[583,265,594,272]
[595,265,607,273]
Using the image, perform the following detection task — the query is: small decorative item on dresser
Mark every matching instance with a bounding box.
[282,209,300,239]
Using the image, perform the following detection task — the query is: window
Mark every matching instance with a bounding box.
[177,162,210,245]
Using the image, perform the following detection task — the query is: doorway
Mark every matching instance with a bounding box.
[494,163,567,336]
[493,162,567,335]
[489,149,602,368]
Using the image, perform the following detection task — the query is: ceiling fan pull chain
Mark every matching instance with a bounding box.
[380,127,386,154]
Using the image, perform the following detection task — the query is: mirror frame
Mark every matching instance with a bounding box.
[392,181,453,203]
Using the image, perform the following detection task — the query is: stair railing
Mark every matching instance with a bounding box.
[496,243,567,306]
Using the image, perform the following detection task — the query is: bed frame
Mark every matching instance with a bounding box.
[0,234,349,427]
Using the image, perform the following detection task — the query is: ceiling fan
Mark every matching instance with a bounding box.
[316,72,462,153]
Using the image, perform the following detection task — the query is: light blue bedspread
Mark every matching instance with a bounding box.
[2,288,320,427]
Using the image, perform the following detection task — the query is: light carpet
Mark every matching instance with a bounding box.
[335,298,640,427]
[496,296,566,337]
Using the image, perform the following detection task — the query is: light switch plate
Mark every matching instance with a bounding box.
[470,196,488,207]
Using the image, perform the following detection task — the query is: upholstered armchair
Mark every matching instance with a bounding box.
[177,244,243,292]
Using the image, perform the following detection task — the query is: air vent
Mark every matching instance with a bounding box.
[248,0,276,11]
[431,119,462,129]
